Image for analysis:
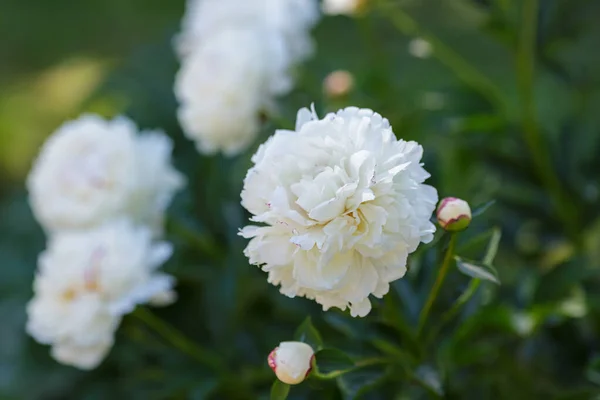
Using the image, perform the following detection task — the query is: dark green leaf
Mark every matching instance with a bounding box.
[586,356,600,386]
[367,320,420,362]
[455,256,500,284]
[270,380,290,400]
[323,313,360,339]
[294,317,324,350]
[336,365,387,400]
[457,228,495,256]
[482,227,502,265]
[414,365,444,396]
[314,348,355,379]
[471,200,496,218]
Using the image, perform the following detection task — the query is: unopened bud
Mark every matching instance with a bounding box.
[323,70,354,98]
[436,197,472,232]
[268,341,314,385]
[322,0,368,16]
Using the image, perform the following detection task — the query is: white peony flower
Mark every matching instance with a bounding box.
[52,339,115,371]
[175,28,281,156]
[177,0,319,67]
[28,293,119,370]
[322,0,364,16]
[26,219,175,369]
[27,114,184,233]
[268,341,314,385]
[174,0,320,156]
[240,105,438,317]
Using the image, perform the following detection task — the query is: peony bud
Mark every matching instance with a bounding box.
[323,70,354,98]
[436,197,472,232]
[322,0,369,16]
[268,341,314,385]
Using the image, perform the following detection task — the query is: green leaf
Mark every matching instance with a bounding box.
[323,313,361,339]
[336,365,387,400]
[586,356,600,386]
[270,380,290,400]
[482,227,502,265]
[294,317,324,350]
[314,348,355,379]
[455,256,500,284]
[367,320,420,362]
[471,200,496,218]
[414,365,444,397]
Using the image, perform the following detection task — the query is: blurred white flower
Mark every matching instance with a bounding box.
[177,0,319,66]
[322,0,363,16]
[408,37,433,59]
[26,219,175,369]
[268,341,314,385]
[240,105,438,317]
[175,28,278,156]
[27,114,184,233]
[174,0,320,156]
[29,293,118,370]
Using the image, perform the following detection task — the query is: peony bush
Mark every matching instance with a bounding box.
[1,0,598,399]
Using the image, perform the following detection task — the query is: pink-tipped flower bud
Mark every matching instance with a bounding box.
[322,0,369,16]
[323,70,354,98]
[436,197,472,232]
[268,341,314,385]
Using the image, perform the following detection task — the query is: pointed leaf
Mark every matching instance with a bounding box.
[336,365,387,400]
[314,348,355,379]
[471,200,496,218]
[586,355,600,386]
[482,227,502,265]
[270,380,290,400]
[294,317,323,350]
[455,256,500,284]
[414,365,444,396]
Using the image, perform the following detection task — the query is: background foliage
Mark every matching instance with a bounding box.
[1,0,600,398]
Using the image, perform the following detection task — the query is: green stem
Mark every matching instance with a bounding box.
[417,234,457,335]
[516,0,579,242]
[444,279,481,324]
[402,365,443,398]
[426,278,481,345]
[132,307,226,373]
[377,0,505,113]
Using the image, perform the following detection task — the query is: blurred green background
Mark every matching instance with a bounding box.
[1,0,600,398]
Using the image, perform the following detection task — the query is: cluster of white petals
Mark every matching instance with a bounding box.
[174,0,320,156]
[27,220,175,369]
[27,114,184,233]
[26,114,183,369]
[240,106,438,317]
